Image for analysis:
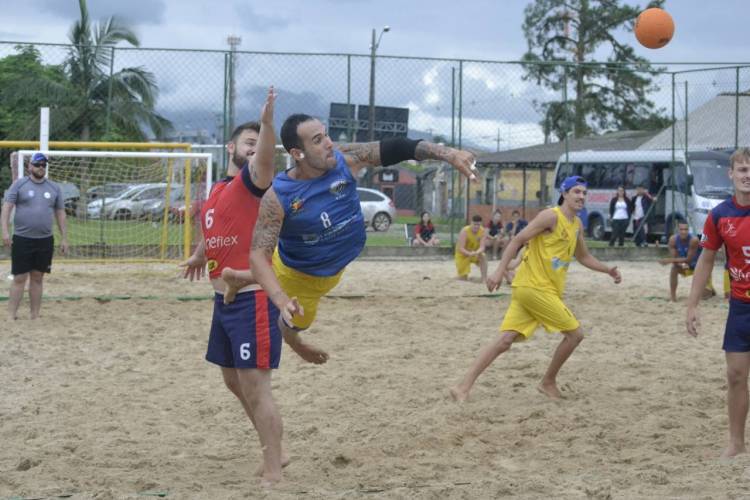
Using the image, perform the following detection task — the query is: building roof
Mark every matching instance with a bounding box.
[638,92,750,150]
[477,130,660,168]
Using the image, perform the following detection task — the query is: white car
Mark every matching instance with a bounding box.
[87,183,171,220]
[357,187,396,231]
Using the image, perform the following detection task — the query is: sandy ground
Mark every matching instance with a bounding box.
[1,258,749,499]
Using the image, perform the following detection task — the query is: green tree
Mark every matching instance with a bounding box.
[0,45,71,140]
[62,0,171,140]
[522,0,671,141]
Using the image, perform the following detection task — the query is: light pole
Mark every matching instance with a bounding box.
[368,26,390,142]
[227,35,241,135]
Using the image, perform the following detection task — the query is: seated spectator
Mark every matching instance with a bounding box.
[503,210,528,246]
[413,211,440,247]
[485,208,506,260]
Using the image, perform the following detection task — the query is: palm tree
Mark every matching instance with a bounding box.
[62,0,171,140]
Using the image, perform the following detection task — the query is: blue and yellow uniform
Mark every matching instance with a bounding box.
[272,150,366,329]
[674,232,715,292]
[500,207,581,340]
[455,225,485,277]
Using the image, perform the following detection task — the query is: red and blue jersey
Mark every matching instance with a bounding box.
[200,164,267,279]
[701,196,750,302]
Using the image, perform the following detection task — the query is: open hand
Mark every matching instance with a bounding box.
[260,86,276,125]
[179,254,206,281]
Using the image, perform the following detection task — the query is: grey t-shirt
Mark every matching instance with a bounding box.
[3,177,63,238]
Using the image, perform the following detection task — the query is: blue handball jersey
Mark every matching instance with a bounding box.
[273,150,366,276]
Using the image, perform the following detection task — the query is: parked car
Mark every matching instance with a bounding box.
[57,182,81,216]
[86,183,170,220]
[167,190,203,224]
[86,183,130,201]
[357,187,396,231]
[142,185,186,221]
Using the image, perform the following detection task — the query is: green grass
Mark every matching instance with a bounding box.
[57,218,187,245]
[56,217,616,250]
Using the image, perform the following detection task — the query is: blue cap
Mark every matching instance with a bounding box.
[559,175,587,192]
[31,152,48,164]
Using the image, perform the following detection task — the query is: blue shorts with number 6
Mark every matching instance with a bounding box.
[723,298,750,353]
[206,290,282,369]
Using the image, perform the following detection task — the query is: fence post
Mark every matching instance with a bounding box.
[223,52,229,144]
[670,72,676,237]
[563,65,569,164]
[736,66,741,150]
[459,60,468,222]
[105,47,115,135]
[346,54,352,141]
[450,66,456,247]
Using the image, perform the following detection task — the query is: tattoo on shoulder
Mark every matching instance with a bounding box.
[252,189,283,257]
[415,141,453,163]
[339,142,381,167]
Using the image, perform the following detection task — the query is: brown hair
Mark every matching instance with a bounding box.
[729,147,750,169]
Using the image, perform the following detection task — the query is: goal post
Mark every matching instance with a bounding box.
[15,149,213,262]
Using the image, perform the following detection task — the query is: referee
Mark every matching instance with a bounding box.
[2,153,68,320]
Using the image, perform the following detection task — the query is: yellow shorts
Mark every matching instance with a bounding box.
[500,286,580,340]
[272,250,344,330]
[455,252,482,277]
[679,268,716,292]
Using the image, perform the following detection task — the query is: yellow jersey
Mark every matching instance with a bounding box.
[512,207,580,297]
[455,225,485,256]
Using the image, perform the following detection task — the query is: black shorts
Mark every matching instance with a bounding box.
[11,235,54,275]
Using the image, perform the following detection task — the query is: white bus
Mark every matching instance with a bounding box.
[551,150,733,241]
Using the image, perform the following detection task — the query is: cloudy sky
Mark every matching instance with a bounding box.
[1,0,749,149]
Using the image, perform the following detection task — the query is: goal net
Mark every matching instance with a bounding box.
[15,150,213,261]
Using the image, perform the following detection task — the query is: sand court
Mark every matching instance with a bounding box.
[1,259,749,499]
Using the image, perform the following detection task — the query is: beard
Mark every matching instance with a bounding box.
[231,151,251,169]
[30,169,46,180]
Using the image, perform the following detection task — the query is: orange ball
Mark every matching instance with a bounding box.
[634,7,675,49]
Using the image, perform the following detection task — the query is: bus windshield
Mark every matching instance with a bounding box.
[690,160,733,198]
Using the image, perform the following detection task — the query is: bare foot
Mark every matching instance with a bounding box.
[259,471,282,488]
[288,340,329,364]
[720,443,747,459]
[255,455,290,477]
[449,386,469,403]
[537,382,562,400]
[221,267,255,304]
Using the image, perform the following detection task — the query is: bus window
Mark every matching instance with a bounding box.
[627,163,652,189]
[555,162,575,186]
[579,163,602,187]
[600,163,626,189]
[664,163,688,192]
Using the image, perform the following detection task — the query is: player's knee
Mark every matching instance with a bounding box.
[565,329,584,345]
[497,332,516,351]
[221,372,242,397]
[726,367,748,388]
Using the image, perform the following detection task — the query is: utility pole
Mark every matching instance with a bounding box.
[227,35,241,134]
[368,26,390,142]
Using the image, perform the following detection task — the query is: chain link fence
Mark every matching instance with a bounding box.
[1,41,748,253]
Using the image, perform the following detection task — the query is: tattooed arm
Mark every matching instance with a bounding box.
[337,139,477,180]
[337,142,381,175]
[250,188,289,309]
